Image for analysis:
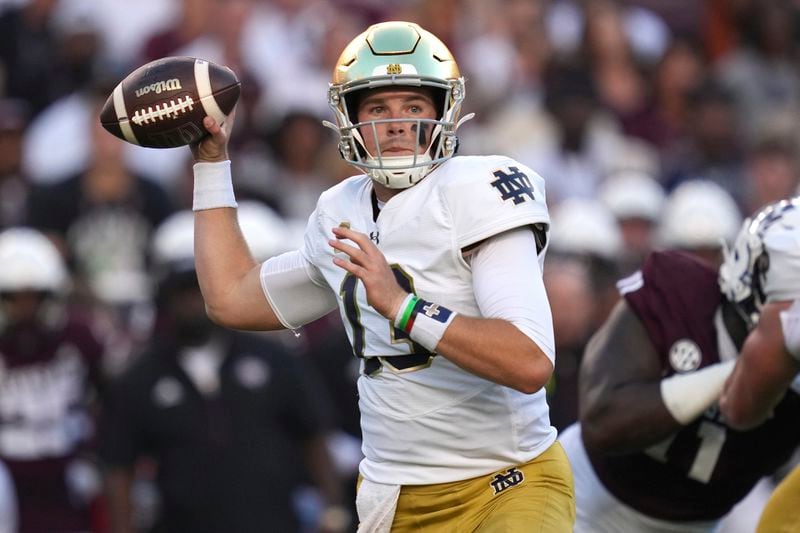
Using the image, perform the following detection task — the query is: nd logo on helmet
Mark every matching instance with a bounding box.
[386,64,402,75]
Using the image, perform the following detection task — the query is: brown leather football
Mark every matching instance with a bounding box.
[100,56,240,148]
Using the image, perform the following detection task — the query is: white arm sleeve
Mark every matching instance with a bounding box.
[468,227,556,363]
[259,250,338,329]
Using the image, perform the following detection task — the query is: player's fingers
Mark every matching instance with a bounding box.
[329,239,369,265]
[333,256,364,277]
[332,226,375,252]
[203,116,224,138]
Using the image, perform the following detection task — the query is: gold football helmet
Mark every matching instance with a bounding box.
[327,21,469,189]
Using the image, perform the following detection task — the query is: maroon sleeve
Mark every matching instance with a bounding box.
[621,251,721,363]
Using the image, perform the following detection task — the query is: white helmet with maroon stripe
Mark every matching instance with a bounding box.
[719,196,800,327]
[0,227,68,294]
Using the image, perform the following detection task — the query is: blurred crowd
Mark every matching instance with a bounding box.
[0,0,799,531]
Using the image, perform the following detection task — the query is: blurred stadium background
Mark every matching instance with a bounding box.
[0,0,798,531]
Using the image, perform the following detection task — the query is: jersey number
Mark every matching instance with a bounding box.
[340,265,433,358]
[645,420,727,483]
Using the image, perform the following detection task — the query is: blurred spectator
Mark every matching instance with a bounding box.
[242,0,334,120]
[0,227,108,532]
[651,34,706,149]
[715,0,800,143]
[577,0,670,146]
[293,311,363,530]
[69,0,179,69]
[516,62,623,203]
[263,110,339,220]
[0,98,31,230]
[657,179,742,268]
[101,205,350,533]
[548,197,623,329]
[599,169,666,273]
[48,0,106,99]
[0,0,62,116]
[26,96,174,336]
[140,0,216,61]
[547,0,671,66]
[550,196,623,262]
[544,256,597,431]
[458,0,551,115]
[743,135,800,216]
[0,459,17,533]
[20,66,190,188]
[0,0,111,117]
[660,79,746,206]
[545,198,626,431]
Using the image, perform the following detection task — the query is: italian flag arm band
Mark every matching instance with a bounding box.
[393,294,457,352]
[395,293,419,332]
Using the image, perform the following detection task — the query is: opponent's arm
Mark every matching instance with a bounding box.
[192,115,285,330]
[329,225,553,394]
[720,301,800,430]
[578,301,681,455]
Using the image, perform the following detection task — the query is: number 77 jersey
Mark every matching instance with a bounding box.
[590,251,800,522]
[298,155,556,485]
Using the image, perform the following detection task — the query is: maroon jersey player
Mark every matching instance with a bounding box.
[560,197,800,532]
[0,228,106,532]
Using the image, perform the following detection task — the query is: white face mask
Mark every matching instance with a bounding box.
[326,78,472,190]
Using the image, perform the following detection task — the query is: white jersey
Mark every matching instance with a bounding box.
[763,216,800,303]
[299,155,556,485]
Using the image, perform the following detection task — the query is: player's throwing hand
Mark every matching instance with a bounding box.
[329,226,408,320]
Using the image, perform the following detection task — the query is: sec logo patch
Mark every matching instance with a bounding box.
[669,339,702,372]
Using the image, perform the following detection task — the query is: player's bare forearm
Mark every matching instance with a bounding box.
[436,315,553,393]
[191,113,285,331]
[193,201,284,331]
[579,302,682,455]
[721,302,798,430]
[581,379,682,455]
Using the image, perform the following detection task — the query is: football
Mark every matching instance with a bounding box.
[100,56,240,148]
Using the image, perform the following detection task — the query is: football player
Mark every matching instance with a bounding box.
[719,199,800,533]
[559,197,800,532]
[0,227,107,531]
[189,21,574,531]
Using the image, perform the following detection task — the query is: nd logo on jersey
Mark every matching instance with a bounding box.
[490,166,536,205]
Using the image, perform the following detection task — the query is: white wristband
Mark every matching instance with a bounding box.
[192,160,237,211]
[780,300,800,361]
[394,295,457,352]
[660,360,736,425]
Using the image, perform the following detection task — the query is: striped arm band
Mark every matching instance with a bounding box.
[394,293,457,352]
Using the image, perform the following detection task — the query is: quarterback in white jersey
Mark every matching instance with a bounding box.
[284,154,555,485]
[189,20,574,533]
